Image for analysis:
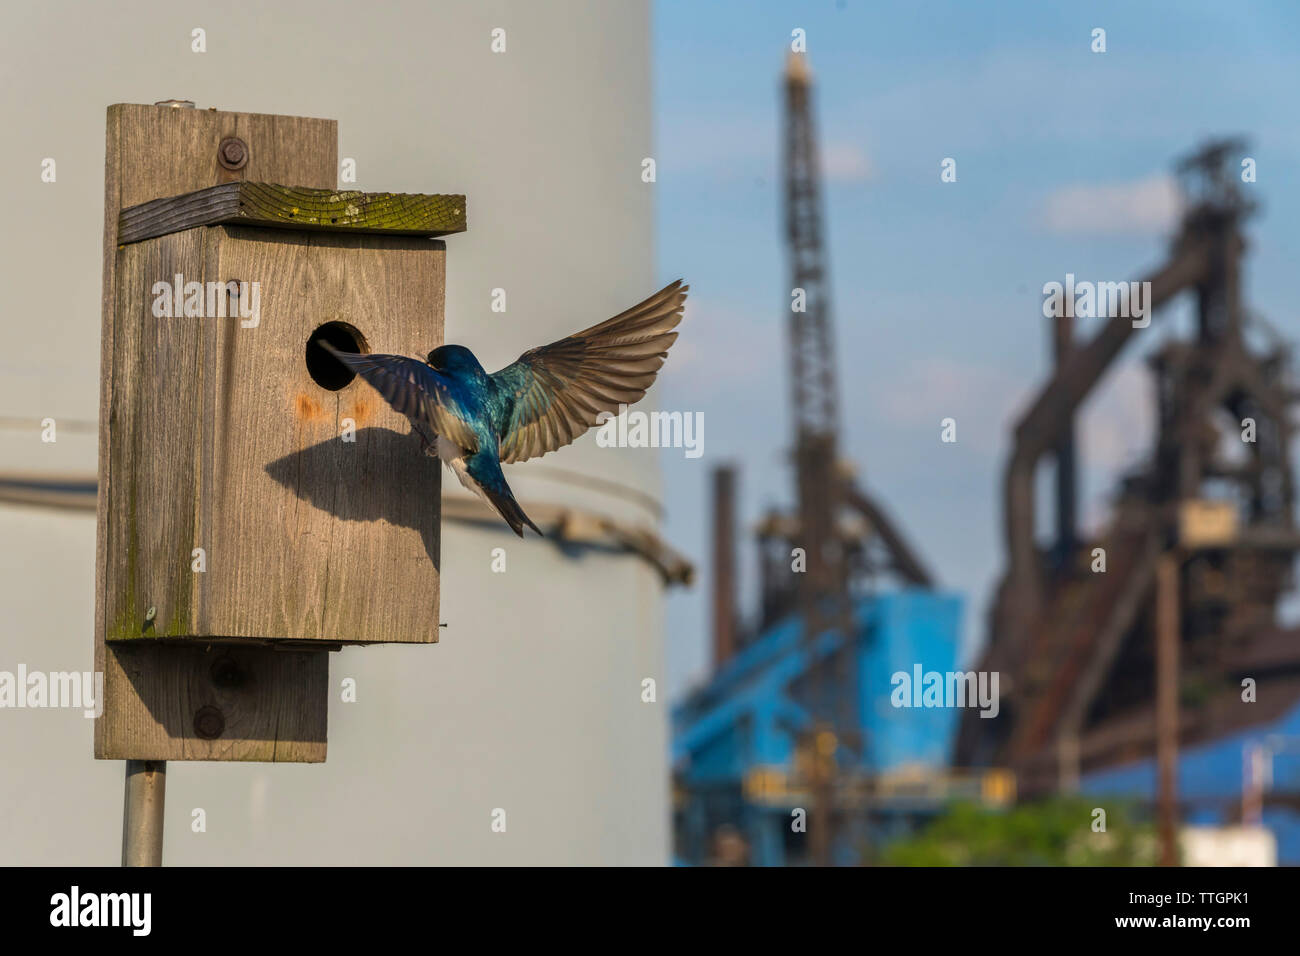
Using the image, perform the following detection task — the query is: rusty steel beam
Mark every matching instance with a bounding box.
[1053,532,1166,754]
[711,465,739,670]
[1052,312,1077,564]
[1156,554,1182,866]
[1001,238,1212,644]
[844,485,934,588]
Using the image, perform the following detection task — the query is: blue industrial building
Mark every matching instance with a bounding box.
[672,589,969,865]
[673,581,1300,865]
[1083,707,1300,865]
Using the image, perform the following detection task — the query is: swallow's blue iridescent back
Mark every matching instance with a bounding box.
[321,280,688,537]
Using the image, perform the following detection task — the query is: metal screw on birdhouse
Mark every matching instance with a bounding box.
[218,136,248,171]
[193,706,225,739]
[142,605,157,633]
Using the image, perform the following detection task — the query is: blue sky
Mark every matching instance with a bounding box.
[651,0,1300,701]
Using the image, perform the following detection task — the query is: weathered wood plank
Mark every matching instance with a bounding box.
[109,104,338,209]
[119,181,467,244]
[100,644,330,762]
[96,104,337,762]
[103,227,444,646]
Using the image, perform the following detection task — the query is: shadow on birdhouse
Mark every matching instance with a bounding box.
[264,427,441,566]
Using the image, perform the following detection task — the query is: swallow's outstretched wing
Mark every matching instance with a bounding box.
[490,280,689,464]
[319,342,481,452]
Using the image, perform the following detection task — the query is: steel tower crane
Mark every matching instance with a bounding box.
[769,52,936,864]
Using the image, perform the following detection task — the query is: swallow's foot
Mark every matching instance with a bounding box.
[410,422,438,457]
[417,427,441,460]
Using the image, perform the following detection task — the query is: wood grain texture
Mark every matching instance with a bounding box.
[99,644,330,762]
[119,181,467,244]
[103,227,444,646]
[96,104,337,762]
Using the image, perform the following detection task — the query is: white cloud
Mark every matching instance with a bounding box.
[866,353,1154,486]
[822,142,873,182]
[1041,174,1183,236]
[1077,360,1155,533]
[869,356,1030,458]
[1079,361,1153,473]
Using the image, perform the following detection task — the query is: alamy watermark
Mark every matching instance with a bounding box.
[891,665,999,718]
[1042,273,1152,328]
[152,274,261,328]
[50,886,150,936]
[0,666,103,718]
[595,404,704,459]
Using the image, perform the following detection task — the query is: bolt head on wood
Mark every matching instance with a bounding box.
[218,136,248,170]
[193,705,225,739]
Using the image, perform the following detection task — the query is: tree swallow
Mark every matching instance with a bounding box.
[320,280,688,537]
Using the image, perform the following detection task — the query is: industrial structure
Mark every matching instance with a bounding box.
[673,55,980,867]
[956,139,1300,821]
[673,55,1300,865]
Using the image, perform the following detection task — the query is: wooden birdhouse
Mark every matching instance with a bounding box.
[94,103,464,762]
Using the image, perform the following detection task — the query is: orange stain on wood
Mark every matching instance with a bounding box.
[348,398,374,426]
[294,393,325,422]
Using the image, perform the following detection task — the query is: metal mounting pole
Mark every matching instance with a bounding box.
[122,760,166,866]
[1155,556,1180,866]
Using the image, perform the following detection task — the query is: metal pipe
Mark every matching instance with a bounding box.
[122,760,166,866]
[711,465,738,670]
[1002,242,1210,646]
[843,485,934,588]
[1053,312,1076,564]
[1155,556,1180,866]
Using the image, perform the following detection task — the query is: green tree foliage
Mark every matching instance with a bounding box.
[876,797,1162,866]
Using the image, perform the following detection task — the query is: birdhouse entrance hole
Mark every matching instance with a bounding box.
[306,321,369,390]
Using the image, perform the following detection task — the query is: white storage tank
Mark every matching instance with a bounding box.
[0,0,680,864]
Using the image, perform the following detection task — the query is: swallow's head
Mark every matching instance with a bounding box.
[426,344,484,377]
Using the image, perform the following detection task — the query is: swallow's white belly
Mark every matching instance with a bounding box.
[434,435,491,505]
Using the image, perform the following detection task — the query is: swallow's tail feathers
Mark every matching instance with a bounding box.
[482,484,543,538]
[464,449,543,538]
